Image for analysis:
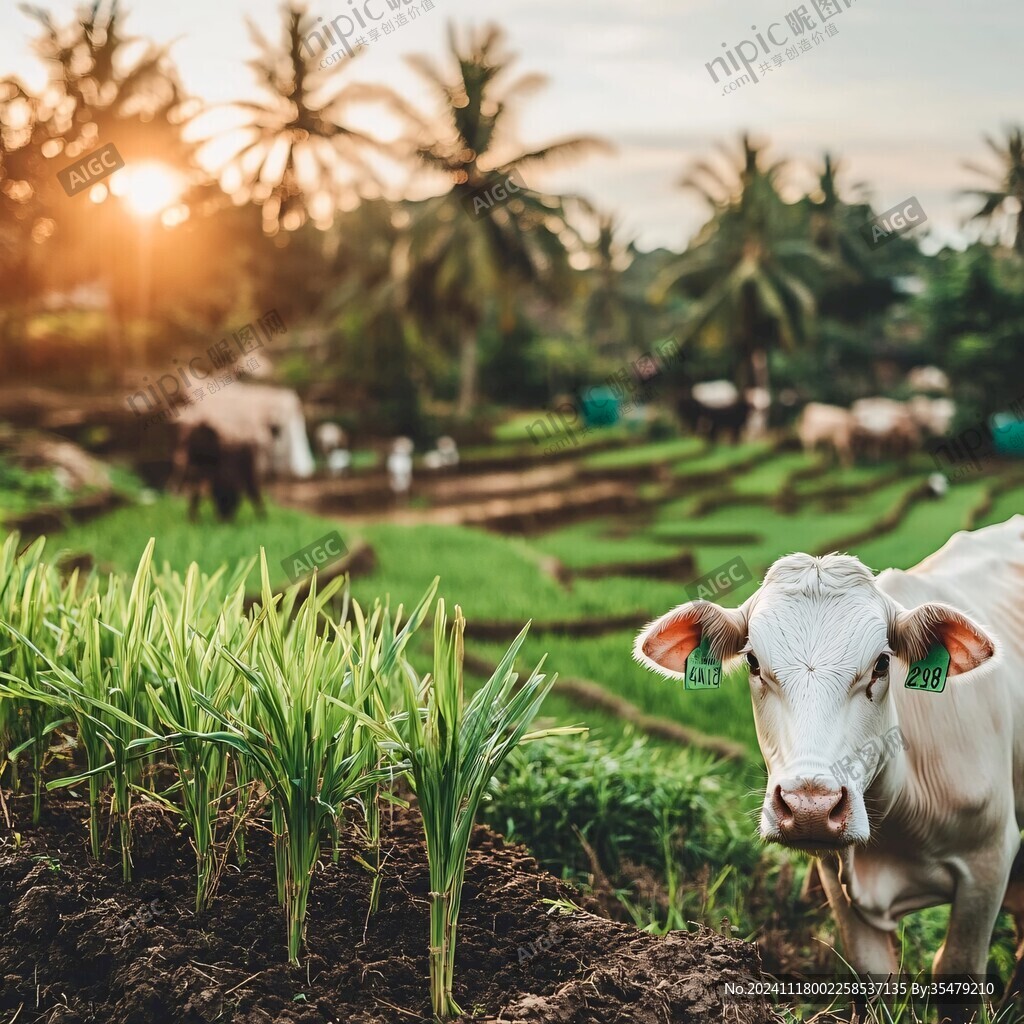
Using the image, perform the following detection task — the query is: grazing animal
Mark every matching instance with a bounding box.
[909,395,957,439]
[906,365,951,395]
[634,517,1024,992]
[175,384,315,480]
[677,380,751,445]
[851,397,920,460]
[797,402,855,467]
[175,423,265,522]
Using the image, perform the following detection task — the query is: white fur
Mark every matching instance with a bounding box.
[635,516,1024,976]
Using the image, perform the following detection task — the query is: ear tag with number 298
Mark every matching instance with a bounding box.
[905,643,950,693]
[685,635,722,691]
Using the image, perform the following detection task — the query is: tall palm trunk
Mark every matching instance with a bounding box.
[456,326,478,418]
[747,349,771,439]
[739,287,770,439]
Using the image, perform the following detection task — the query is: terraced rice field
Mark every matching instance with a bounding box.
[48,438,1024,763]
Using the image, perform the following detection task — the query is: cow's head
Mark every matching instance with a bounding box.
[634,553,996,852]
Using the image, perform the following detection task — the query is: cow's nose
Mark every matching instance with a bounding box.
[770,782,849,843]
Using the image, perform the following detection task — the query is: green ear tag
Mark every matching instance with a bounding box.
[685,635,722,691]
[905,643,950,693]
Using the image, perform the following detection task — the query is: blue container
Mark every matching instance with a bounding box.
[990,410,1024,459]
[579,386,620,427]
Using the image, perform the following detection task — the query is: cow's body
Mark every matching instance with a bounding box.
[176,423,266,522]
[827,518,1024,974]
[797,402,855,467]
[677,380,751,445]
[635,515,1024,985]
[851,397,920,460]
[175,384,315,480]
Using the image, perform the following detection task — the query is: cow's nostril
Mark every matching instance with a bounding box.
[828,786,849,827]
[771,785,793,826]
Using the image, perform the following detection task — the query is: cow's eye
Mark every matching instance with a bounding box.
[873,654,890,676]
[746,652,760,673]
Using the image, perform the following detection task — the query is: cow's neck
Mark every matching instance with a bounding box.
[838,717,913,898]
[865,724,910,828]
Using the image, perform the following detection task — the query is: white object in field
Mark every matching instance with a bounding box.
[315,422,346,455]
[387,438,414,493]
[327,449,351,475]
[906,365,950,394]
[423,451,444,470]
[176,383,315,479]
[691,380,740,409]
[436,436,459,467]
[745,386,771,411]
[928,472,949,497]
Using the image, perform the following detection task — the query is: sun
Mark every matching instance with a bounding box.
[114,162,185,218]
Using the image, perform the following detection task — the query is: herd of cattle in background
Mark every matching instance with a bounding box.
[169,364,972,521]
[797,393,953,466]
[677,365,957,464]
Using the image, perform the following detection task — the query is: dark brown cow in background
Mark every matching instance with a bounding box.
[174,423,265,522]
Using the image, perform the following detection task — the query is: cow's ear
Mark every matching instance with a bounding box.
[634,600,747,680]
[890,602,997,677]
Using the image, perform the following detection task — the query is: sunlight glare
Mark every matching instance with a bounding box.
[118,162,185,218]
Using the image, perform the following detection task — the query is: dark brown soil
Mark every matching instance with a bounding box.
[0,795,772,1024]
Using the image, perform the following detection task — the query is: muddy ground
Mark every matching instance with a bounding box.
[0,795,773,1024]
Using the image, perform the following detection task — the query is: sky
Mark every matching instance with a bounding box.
[2,0,1022,253]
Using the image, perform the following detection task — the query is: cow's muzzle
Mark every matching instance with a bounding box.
[765,779,852,848]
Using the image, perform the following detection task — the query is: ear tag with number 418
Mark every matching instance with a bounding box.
[685,635,722,691]
[905,643,950,693]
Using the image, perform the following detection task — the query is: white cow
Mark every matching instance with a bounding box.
[909,395,957,438]
[907,365,951,395]
[635,517,1024,983]
[797,402,855,467]
[176,383,315,479]
[851,397,920,460]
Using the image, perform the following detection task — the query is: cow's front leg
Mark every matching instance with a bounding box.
[817,855,898,974]
[935,832,1016,977]
[817,856,897,1023]
[933,829,1017,1024]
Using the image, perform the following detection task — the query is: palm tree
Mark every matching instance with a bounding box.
[397,23,610,416]
[1,0,195,370]
[20,0,182,143]
[807,152,872,275]
[582,215,642,356]
[192,3,394,233]
[654,134,834,435]
[962,126,1024,256]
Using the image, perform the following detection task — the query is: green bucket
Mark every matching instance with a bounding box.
[579,386,620,427]
[990,409,1024,458]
